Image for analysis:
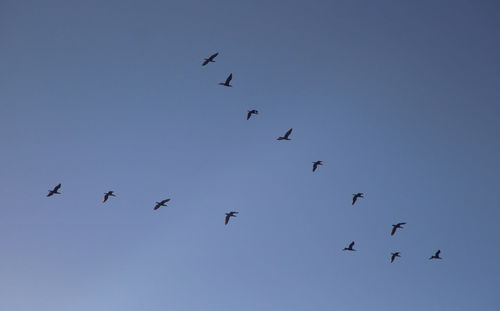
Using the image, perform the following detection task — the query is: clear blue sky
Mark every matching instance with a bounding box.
[1,0,499,310]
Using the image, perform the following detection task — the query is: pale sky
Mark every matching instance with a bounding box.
[1,0,499,310]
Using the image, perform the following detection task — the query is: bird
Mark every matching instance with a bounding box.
[202,52,218,66]
[391,222,406,236]
[103,191,116,203]
[225,211,239,225]
[219,73,232,87]
[277,128,293,140]
[429,250,442,260]
[352,193,364,205]
[247,109,259,120]
[154,199,170,210]
[343,241,356,251]
[47,183,61,197]
[312,160,323,172]
[390,252,401,263]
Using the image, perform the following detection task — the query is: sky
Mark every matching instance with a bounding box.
[1,0,499,310]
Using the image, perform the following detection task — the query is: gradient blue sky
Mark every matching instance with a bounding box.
[1,0,499,310]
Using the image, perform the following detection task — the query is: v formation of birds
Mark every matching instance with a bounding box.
[45,52,443,264]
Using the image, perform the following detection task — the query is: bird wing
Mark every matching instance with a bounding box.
[391,226,397,235]
[225,214,230,225]
[54,183,61,191]
[103,193,109,202]
[161,199,171,204]
[225,73,232,84]
[313,163,317,172]
[284,128,293,138]
[154,203,160,210]
[352,196,357,205]
[399,222,406,226]
[349,241,355,248]
[202,59,209,66]
[247,111,252,120]
[210,52,218,60]
[436,250,441,256]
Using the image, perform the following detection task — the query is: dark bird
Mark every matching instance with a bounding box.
[390,252,401,263]
[247,109,259,120]
[219,73,233,87]
[391,222,406,236]
[202,52,218,66]
[429,250,442,260]
[154,198,171,210]
[352,193,364,205]
[47,183,61,197]
[225,211,239,225]
[343,241,356,251]
[277,128,293,140]
[312,160,323,172]
[103,191,116,203]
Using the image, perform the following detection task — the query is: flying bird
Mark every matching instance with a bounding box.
[277,128,293,140]
[247,109,259,120]
[103,191,116,203]
[47,183,61,197]
[219,73,232,87]
[202,52,218,66]
[352,193,364,205]
[390,252,401,263]
[312,161,323,172]
[391,222,406,236]
[343,241,356,251]
[429,250,442,260]
[154,198,171,210]
[225,211,239,225]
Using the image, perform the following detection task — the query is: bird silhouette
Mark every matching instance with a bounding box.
[202,52,218,66]
[390,252,401,263]
[247,109,259,120]
[219,73,232,87]
[154,198,171,210]
[352,193,364,205]
[47,183,61,197]
[391,222,406,236]
[225,211,239,225]
[312,161,323,172]
[343,241,356,251]
[429,250,442,260]
[103,191,116,203]
[277,128,293,140]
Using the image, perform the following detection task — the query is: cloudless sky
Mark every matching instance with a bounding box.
[1,0,499,310]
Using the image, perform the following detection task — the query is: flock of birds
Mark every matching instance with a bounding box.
[340,200,442,262]
[45,51,443,264]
